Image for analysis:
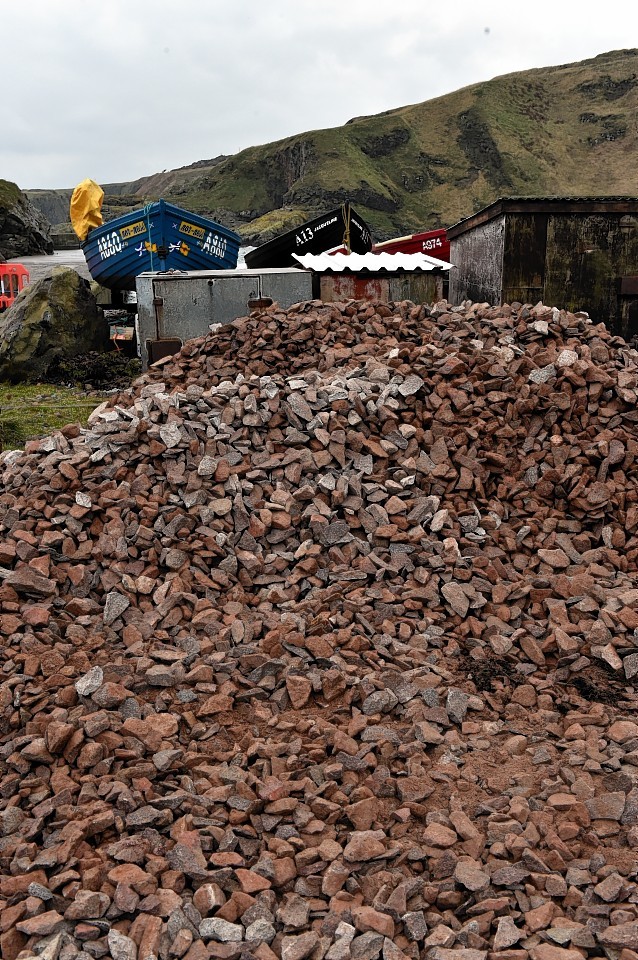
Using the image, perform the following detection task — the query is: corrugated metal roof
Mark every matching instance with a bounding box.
[447,195,638,238]
[467,195,638,203]
[292,252,452,273]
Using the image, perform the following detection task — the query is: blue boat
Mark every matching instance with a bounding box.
[81,199,241,290]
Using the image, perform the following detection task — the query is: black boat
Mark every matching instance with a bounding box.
[244,202,372,269]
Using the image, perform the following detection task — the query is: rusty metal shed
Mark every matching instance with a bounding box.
[292,251,452,304]
[447,197,638,339]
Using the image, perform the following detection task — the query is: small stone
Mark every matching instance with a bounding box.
[454,860,489,891]
[547,793,577,811]
[103,591,130,625]
[193,883,226,915]
[529,946,584,960]
[75,666,104,696]
[422,823,457,848]
[16,910,64,936]
[362,689,399,715]
[281,932,320,960]
[623,653,638,679]
[160,422,183,447]
[146,664,180,687]
[166,841,209,880]
[350,931,385,960]
[594,872,624,902]
[585,792,626,821]
[351,905,395,938]
[107,929,138,960]
[446,688,469,723]
[245,919,276,943]
[398,375,424,396]
[382,939,408,960]
[152,749,183,771]
[402,911,427,941]
[199,918,244,942]
[493,916,521,949]
[27,881,53,901]
[396,776,434,803]
[164,548,187,569]
[597,921,638,950]
[525,901,555,932]
[169,929,193,958]
[441,581,470,617]
[608,720,638,743]
[91,681,128,707]
[285,674,313,709]
[197,455,217,476]
[287,392,314,421]
[414,721,444,745]
[529,363,556,383]
[277,893,310,929]
[556,349,579,367]
[343,831,387,862]
[537,548,570,569]
[235,868,272,894]
[64,889,111,919]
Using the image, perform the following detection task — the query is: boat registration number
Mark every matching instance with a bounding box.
[120,221,147,240]
[97,232,123,260]
[179,221,206,240]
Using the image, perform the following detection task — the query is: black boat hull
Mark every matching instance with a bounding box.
[244,203,372,270]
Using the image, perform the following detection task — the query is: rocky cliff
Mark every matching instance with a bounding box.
[0,180,54,259]
[23,48,638,245]
[24,188,72,230]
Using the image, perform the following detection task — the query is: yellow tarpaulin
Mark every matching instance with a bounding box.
[70,179,104,241]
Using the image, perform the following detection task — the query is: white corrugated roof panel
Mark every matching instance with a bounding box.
[292,252,453,273]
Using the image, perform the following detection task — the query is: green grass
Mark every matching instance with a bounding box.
[0,383,110,451]
[239,207,310,242]
[0,179,21,208]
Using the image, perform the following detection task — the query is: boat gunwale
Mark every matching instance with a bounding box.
[82,200,241,289]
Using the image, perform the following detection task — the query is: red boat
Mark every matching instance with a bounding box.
[372,228,450,260]
[0,262,30,312]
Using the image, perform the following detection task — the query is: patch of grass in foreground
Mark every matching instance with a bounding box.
[0,383,110,451]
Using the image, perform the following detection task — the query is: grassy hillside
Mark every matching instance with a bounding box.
[27,49,638,244]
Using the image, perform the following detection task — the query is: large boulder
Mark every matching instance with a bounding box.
[0,267,110,382]
[0,179,54,258]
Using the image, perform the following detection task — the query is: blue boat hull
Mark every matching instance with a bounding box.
[82,200,241,290]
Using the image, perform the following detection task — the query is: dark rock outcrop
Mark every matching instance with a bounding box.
[0,267,109,382]
[0,179,54,258]
[25,188,73,229]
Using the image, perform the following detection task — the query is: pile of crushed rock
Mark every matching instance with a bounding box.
[2,298,638,960]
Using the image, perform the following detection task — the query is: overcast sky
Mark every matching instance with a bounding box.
[4,0,638,191]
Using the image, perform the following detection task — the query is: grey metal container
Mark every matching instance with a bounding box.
[135,267,313,369]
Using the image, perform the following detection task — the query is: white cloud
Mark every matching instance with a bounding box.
[2,0,637,189]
